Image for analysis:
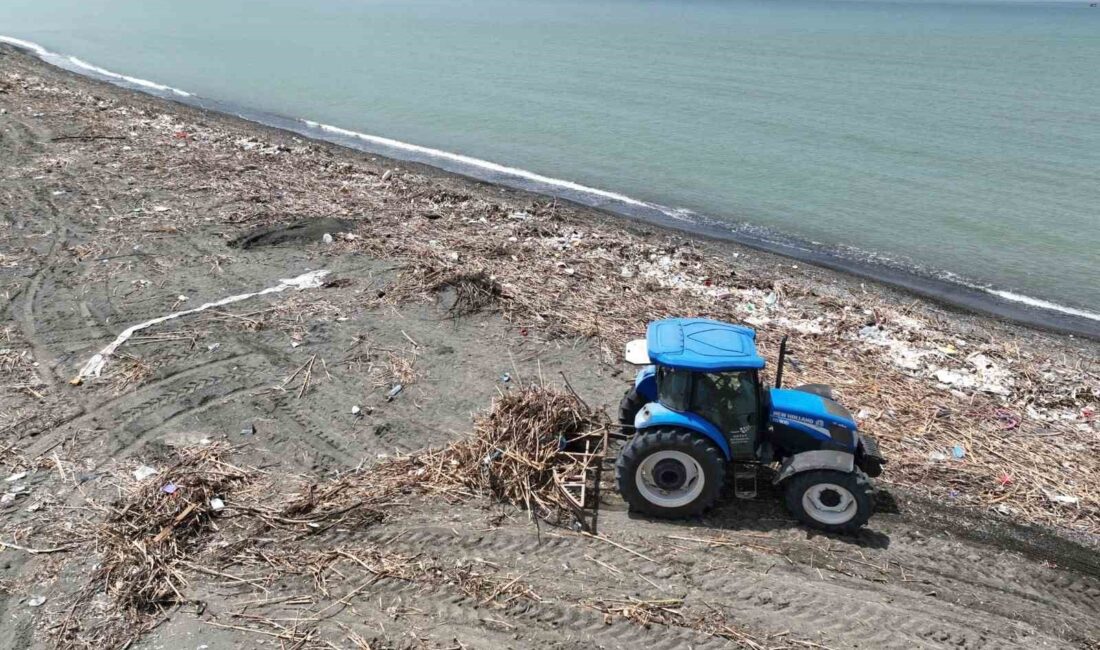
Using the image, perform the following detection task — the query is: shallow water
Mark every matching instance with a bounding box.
[3,0,1098,314]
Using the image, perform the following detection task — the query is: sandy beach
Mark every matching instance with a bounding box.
[0,44,1098,649]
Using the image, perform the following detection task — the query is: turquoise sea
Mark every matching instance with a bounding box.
[3,0,1099,324]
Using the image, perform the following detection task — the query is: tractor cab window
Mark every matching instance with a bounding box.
[692,371,758,435]
[656,367,692,412]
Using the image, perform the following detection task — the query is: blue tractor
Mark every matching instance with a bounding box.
[617,318,886,532]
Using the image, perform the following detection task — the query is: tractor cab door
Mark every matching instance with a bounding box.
[688,370,761,460]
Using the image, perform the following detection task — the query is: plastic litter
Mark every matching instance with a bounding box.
[322,233,334,244]
[240,422,255,436]
[161,482,177,494]
[132,465,157,481]
[74,269,331,382]
[351,405,361,415]
[500,373,511,383]
[952,444,966,459]
[209,497,225,511]
[386,384,404,401]
[27,596,46,607]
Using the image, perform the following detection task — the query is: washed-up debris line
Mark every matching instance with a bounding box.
[346,205,1099,536]
[378,383,610,530]
[2,63,1096,536]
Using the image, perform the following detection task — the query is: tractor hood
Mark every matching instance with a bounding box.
[769,388,858,433]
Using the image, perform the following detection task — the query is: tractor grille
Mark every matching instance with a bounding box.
[860,434,886,463]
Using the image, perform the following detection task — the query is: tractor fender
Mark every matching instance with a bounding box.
[634,402,731,460]
[633,365,657,402]
[773,450,855,484]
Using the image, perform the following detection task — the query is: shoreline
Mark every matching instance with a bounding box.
[3,35,1097,341]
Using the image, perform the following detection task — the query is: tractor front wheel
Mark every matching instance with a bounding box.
[784,470,873,533]
[617,387,646,434]
[616,427,726,518]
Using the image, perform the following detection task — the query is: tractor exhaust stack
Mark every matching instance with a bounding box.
[775,335,789,388]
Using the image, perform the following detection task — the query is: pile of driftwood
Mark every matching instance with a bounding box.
[49,445,251,648]
[381,383,610,528]
[92,446,248,610]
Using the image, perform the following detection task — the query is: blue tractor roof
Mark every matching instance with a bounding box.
[646,318,765,372]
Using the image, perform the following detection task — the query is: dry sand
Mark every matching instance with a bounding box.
[0,44,1098,649]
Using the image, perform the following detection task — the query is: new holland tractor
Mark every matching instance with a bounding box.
[617,318,886,532]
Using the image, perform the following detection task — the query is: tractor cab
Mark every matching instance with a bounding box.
[617,318,886,532]
[625,319,766,461]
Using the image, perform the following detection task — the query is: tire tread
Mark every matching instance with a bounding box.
[615,426,726,518]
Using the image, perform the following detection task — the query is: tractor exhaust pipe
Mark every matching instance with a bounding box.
[775,335,789,388]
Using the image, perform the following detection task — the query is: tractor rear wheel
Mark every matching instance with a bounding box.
[783,470,873,533]
[616,427,726,518]
[617,387,647,434]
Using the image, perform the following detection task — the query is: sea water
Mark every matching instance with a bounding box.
[3,0,1098,319]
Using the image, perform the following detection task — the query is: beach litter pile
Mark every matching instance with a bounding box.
[377,383,611,529]
[48,445,252,648]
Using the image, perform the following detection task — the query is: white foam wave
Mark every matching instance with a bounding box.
[0,35,190,97]
[0,35,48,57]
[300,119,649,209]
[66,55,190,96]
[981,288,1100,322]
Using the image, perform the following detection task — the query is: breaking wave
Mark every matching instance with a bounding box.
[0,35,190,97]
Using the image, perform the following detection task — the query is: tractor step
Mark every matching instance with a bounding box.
[732,464,757,500]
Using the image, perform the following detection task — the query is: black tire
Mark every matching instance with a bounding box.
[783,469,873,534]
[617,387,647,434]
[616,427,726,518]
